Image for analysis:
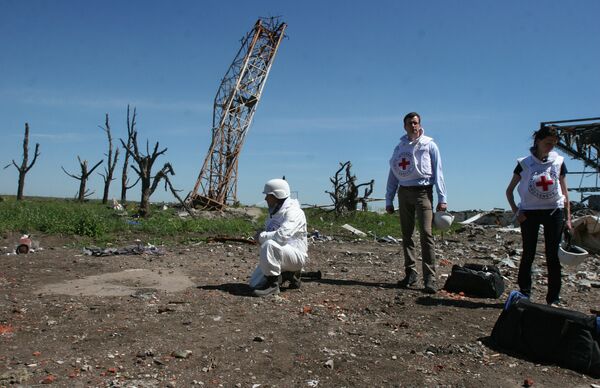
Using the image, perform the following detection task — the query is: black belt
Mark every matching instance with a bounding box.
[399,185,432,191]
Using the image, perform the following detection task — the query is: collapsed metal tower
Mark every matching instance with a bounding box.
[188,17,286,209]
[542,117,600,197]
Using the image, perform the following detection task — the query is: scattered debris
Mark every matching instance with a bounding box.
[83,243,164,256]
[111,198,125,211]
[2,216,599,386]
[309,230,333,242]
[378,235,400,244]
[0,324,14,336]
[498,258,518,269]
[496,226,520,234]
[171,350,193,359]
[41,374,56,384]
[458,209,512,226]
[460,212,486,225]
[0,368,30,385]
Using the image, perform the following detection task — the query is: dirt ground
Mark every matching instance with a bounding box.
[1,225,600,387]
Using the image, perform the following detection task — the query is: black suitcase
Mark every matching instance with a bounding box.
[443,263,505,298]
[492,295,600,377]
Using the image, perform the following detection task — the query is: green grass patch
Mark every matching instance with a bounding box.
[0,197,124,238]
[0,196,456,245]
[304,207,459,238]
[0,196,260,245]
[304,207,401,238]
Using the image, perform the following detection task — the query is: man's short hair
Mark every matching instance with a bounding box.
[403,112,421,125]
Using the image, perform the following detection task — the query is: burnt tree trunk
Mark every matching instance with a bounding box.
[78,172,87,202]
[99,114,120,204]
[4,123,40,200]
[62,157,103,202]
[326,161,375,214]
[120,105,137,204]
[325,161,350,214]
[138,152,153,216]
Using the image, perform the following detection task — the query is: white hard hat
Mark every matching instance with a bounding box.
[558,243,588,266]
[262,178,290,199]
[433,211,454,231]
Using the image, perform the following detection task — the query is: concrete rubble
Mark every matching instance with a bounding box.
[572,214,600,253]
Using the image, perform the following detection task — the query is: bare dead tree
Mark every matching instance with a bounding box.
[121,129,175,217]
[360,180,375,211]
[326,162,350,214]
[120,105,139,204]
[325,161,375,214]
[62,156,103,202]
[98,114,120,205]
[4,123,40,200]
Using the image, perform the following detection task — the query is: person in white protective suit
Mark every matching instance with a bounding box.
[249,178,309,297]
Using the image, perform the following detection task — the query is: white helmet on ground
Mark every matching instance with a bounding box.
[433,211,454,231]
[263,179,290,199]
[558,243,588,266]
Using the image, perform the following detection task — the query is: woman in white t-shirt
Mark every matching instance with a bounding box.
[506,126,572,306]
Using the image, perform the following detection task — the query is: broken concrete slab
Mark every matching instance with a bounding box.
[572,215,600,253]
[341,224,367,237]
[456,209,513,227]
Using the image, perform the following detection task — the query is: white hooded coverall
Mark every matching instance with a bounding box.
[249,198,309,289]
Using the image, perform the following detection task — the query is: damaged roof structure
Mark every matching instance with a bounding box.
[544,117,600,202]
[542,117,600,252]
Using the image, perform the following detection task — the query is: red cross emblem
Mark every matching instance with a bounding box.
[535,176,554,191]
[399,158,410,170]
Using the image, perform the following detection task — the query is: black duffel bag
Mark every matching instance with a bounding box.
[492,294,600,377]
[443,263,505,298]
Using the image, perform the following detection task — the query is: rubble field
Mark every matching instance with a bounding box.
[1,225,600,387]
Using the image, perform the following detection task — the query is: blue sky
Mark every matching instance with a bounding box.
[1,0,599,211]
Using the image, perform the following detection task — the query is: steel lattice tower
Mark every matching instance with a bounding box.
[188,17,286,209]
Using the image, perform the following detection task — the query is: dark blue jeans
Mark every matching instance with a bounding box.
[518,208,564,304]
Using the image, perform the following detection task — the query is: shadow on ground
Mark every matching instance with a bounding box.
[197,283,254,296]
[416,295,505,309]
[306,278,398,289]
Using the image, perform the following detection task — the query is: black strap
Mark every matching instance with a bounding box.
[563,227,573,249]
